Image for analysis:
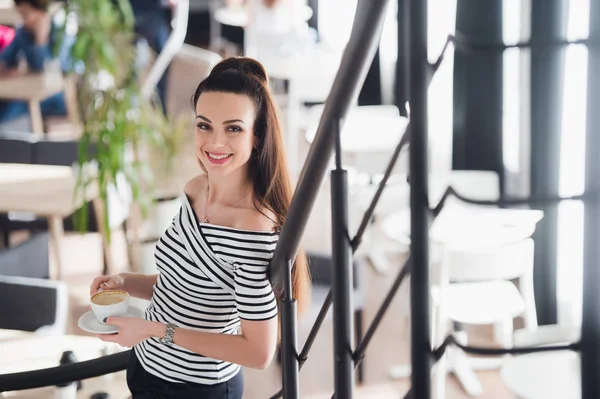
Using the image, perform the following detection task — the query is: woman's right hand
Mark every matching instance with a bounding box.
[89,274,126,296]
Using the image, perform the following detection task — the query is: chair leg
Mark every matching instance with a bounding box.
[519,239,538,331]
[354,309,365,384]
[519,275,538,331]
[493,317,514,348]
[1,228,10,248]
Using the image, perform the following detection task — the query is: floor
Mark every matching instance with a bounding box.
[43,224,515,399]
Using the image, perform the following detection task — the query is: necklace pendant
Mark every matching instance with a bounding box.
[202,215,210,223]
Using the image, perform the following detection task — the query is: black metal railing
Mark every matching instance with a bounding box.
[0,351,130,391]
[402,1,599,398]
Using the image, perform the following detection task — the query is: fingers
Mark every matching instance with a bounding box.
[89,276,106,296]
[104,316,124,326]
[95,333,118,342]
[89,276,112,296]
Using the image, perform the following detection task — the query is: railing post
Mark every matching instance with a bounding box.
[281,258,299,399]
[331,118,355,398]
[409,0,432,397]
[581,1,600,396]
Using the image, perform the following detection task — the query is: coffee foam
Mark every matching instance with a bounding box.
[91,290,128,306]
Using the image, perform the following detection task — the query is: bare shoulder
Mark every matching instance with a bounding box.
[184,174,208,201]
[239,206,279,233]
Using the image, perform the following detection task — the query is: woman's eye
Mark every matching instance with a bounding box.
[227,126,243,133]
[196,123,211,131]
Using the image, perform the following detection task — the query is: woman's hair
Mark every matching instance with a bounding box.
[14,0,50,11]
[191,57,311,316]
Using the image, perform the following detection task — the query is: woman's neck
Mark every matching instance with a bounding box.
[206,169,253,207]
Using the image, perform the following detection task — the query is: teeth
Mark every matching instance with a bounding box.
[208,153,231,160]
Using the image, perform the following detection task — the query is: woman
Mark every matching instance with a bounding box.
[89,57,310,398]
[0,0,72,125]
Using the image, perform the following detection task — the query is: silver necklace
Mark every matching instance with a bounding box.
[203,186,252,224]
[203,186,211,223]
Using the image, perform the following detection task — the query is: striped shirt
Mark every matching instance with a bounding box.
[134,193,279,385]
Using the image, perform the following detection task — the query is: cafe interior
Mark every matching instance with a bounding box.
[0,0,598,398]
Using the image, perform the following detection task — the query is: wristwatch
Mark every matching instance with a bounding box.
[158,322,177,346]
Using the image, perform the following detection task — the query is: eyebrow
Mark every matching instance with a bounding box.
[196,115,246,125]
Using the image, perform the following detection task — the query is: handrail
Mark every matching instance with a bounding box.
[269,0,391,294]
[0,351,130,392]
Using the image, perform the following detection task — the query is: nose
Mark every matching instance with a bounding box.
[211,129,227,148]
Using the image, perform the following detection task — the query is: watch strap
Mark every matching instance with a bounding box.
[159,322,177,346]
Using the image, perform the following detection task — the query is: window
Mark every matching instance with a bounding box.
[557,0,590,327]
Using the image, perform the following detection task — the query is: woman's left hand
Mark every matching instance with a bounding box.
[95,317,162,348]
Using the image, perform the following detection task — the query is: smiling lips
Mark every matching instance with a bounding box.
[206,152,233,165]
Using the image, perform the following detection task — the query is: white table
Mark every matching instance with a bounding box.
[382,203,544,251]
[0,163,110,280]
[501,351,580,399]
[304,106,407,152]
[304,106,409,181]
[213,4,313,28]
[0,330,129,399]
[0,71,66,134]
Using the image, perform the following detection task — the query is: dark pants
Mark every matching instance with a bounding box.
[0,92,66,124]
[127,351,244,399]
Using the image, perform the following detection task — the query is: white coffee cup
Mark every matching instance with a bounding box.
[90,290,130,324]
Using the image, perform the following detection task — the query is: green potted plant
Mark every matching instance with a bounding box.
[58,0,186,242]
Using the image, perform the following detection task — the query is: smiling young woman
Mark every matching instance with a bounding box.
[89,57,310,399]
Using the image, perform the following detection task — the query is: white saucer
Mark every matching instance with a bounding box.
[77,306,144,334]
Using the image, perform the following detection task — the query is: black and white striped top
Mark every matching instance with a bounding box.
[134,193,279,385]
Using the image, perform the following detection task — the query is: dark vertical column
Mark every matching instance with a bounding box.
[452,0,504,196]
[409,0,431,397]
[580,2,600,397]
[358,48,383,106]
[395,0,410,116]
[529,0,568,326]
[281,259,299,399]
[307,0,319,36]
[331,118,354,398]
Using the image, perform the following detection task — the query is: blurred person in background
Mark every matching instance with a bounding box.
[0,0,72,125]
[0,25,16,52]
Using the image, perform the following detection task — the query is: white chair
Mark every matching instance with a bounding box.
[164,44,222,120]
[388,238,538,398]
[384,170,542,398]
[140,0,190,101]
[437,238,538,397]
